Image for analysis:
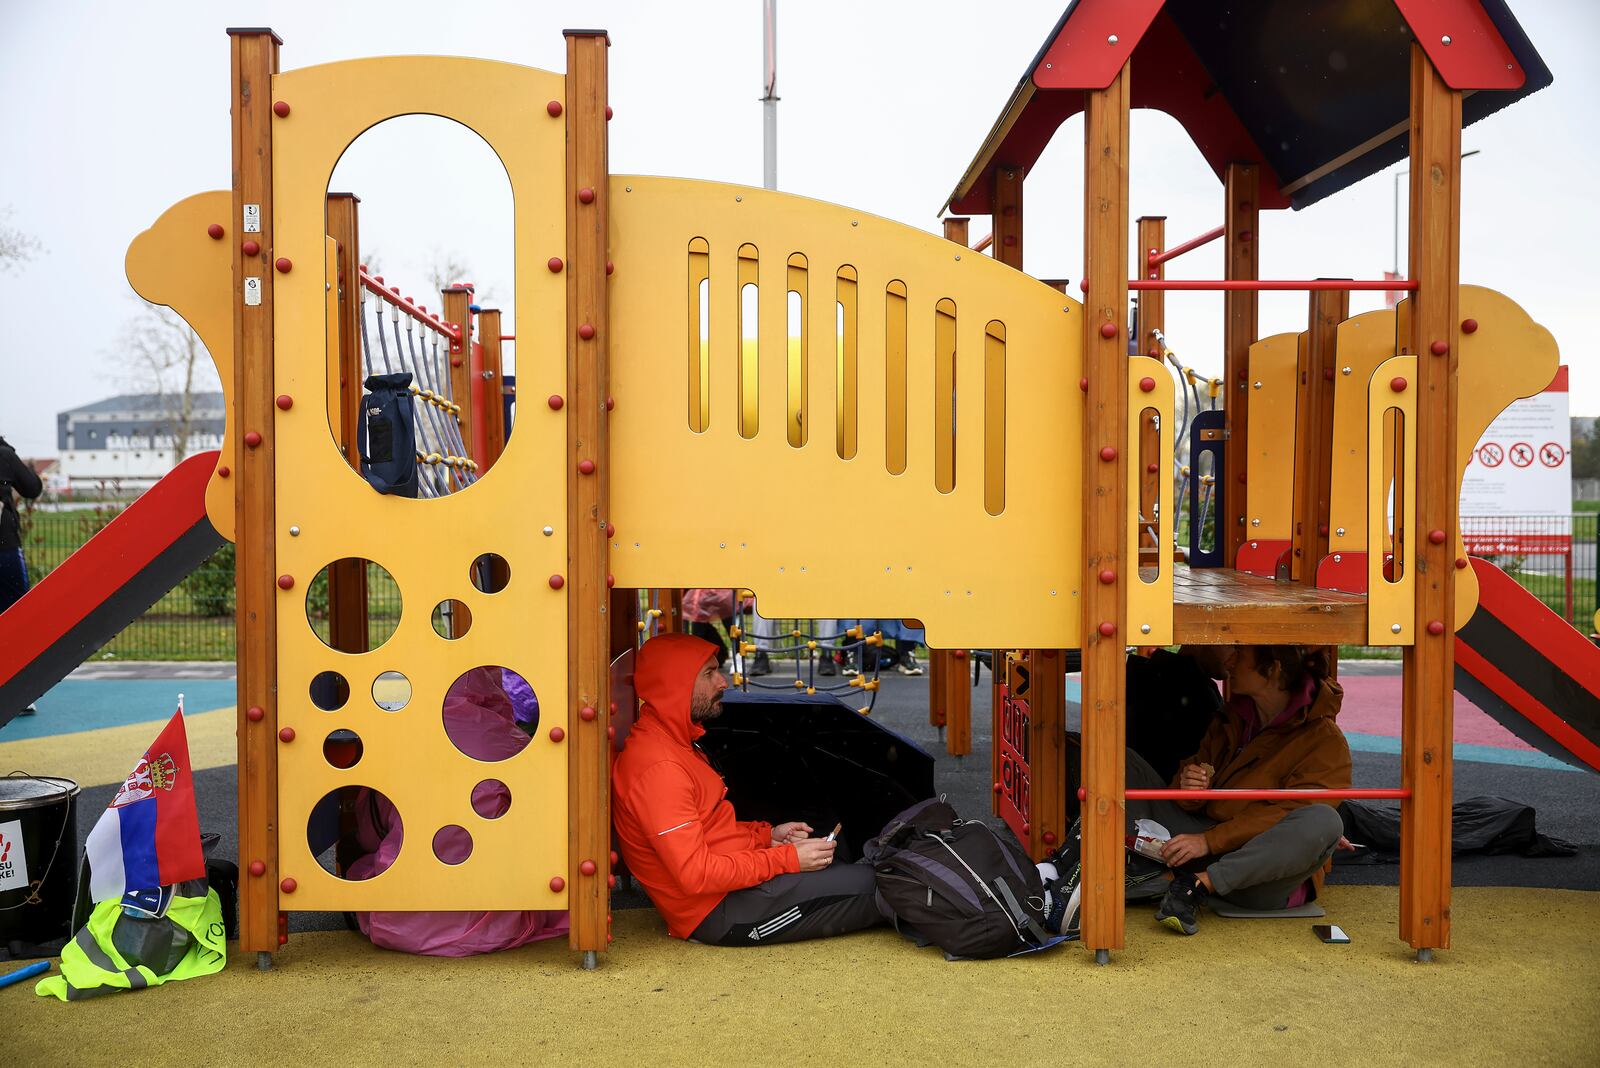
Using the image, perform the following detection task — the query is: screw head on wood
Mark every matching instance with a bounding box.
[578,322,596,340]
[547,394,564,410]
[1461,318,1478,334]
[549,726,565,743]
[548,574,565,590]
[272,101,290,117]
[1392,623,1403,634]
[277,574,294,590]
[578,187,596,204]
[207,223,224,239]
[280,877,297,893]
[242,240,260,256]
[1139,376,1155,392]
[249,860,266,877]
[547,100,563,117]
[1390,377,1408,392]
[275,394,293,411]
[278,726,295,743]
[548,257,564,273]
[275,257,292,273]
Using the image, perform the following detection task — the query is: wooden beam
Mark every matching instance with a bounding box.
[442,287,474,473]
[1135,216,1165,552]
[1400,41,1462,954]
[1080,61,1131,957]
[565,29,613,966]
[478,308,507,468]
[324,194,368,656]
[228,26,281,961]
[941,216,969,248]
[1291,288,1347,580]
[1222,164,1259,569]
[992,167,1023,266]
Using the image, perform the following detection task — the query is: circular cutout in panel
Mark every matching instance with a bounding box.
[308,785,401,880]
[373,670,412,712]
[471,778,512,820]
[443,666,538,761]
[433,825,473,865]
[310,671,350,712]
[324,729,364,769]
[432,599,473,639]
[306,558,401,651]
[470,553,510,594]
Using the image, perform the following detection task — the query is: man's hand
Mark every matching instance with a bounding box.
[793,838,836,872]
[1178,763,1213,791]
[772,821,813,846]
[1160,833,1209,867]
[1336,835,1357,852]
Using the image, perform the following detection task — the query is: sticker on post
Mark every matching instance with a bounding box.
[244,277,262,307]
[0,819,28,891]
[243,203,261,233]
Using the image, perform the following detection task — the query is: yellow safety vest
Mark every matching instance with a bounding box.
[35,889,226,1001]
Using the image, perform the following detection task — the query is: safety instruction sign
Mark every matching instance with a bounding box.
[1462,365,1571,551]
[0,819,28,891]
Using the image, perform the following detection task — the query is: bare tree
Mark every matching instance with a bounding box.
[115,303,221,465]
[427,248,476,300]
[0,207,41,273]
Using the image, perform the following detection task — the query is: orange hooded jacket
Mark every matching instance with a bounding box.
[612,634,800,938]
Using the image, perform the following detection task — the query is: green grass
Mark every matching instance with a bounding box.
[1573,500,1600,513]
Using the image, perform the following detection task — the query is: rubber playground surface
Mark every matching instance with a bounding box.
[5,661,1599,1063]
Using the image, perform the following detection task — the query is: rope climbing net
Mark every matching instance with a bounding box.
[728,622,887,715]
[358,265,480,497]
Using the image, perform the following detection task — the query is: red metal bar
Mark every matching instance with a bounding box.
[358,266,461,337]
[1129,279,1416,292]
[1077,787,1410,801]
[1147,224,1223,267]
[499,334,516,341]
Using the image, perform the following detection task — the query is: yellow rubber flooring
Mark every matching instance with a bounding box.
[9,885,1598,1066]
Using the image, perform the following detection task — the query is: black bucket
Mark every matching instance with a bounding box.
[0,774,80,958]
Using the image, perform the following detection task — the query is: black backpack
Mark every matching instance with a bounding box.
[358,372,420,498]
[868,800,1057,959]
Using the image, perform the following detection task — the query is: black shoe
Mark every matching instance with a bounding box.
[750,652,772,677]
[1155,871,1206,935]
[1042,819,1082,938]
[818,654,836,677]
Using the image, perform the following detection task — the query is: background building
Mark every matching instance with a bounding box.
[56,392,225,490]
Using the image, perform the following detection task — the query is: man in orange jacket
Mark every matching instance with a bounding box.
[613,634,885,945]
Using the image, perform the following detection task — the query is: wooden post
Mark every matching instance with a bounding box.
[478,308,507,467]
[1222,163,1259,570]
[1400,41,1462,956]
[228,25,282,963]
[565,28,612,967]
[324,194,368,655]
[942,216,969,249]
[1080,61,1131,958]
[1135,216,1165,553]
[992,168,1023,266]
[1291,288,1347,580]
[442,287,475,472]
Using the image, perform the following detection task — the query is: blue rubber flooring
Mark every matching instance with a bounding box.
[3,679,236,740]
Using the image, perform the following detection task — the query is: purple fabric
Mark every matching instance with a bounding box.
[501,668,539,727]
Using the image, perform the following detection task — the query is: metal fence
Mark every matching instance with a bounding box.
[11,502,1599,660]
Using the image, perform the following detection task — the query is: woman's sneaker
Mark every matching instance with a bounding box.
[1155,871,1206,935]
[895,651,925,676]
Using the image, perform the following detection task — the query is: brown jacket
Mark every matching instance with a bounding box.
[1175,678,1352,894]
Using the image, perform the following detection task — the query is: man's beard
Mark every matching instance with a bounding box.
[690,693,723,723]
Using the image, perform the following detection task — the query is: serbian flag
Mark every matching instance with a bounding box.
[83,702,205,902]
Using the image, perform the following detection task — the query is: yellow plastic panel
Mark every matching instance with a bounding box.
[934,298,957,494]
[786,254,808,447]
[737,244,760,438]
[983,321,1006,516]
[125,190,235,541]
[1367,355,1416,645]
[1244,331,1299,545]
[1326,310,1398,556]
[608,178,1084,648]
[268,57,568,911]
[836,266,859,459]
[687,238,710,432]
[1127,371,1174,644]
[885,280,908,474]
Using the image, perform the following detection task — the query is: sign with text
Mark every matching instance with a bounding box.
[1463,365,1572,554]
[996,656,1031,843]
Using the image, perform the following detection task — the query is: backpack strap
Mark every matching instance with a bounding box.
[992,876,1052,947]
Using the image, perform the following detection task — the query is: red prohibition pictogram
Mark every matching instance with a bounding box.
[1477,442,1504,467]
[1509,442,1535,468]
[1540,442,1567,468]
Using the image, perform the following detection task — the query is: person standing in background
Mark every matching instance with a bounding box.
[0,433,43,715]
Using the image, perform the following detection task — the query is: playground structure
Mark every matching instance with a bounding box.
[1,3,1596,971]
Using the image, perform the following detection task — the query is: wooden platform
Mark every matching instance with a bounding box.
[1164,567,1368,645]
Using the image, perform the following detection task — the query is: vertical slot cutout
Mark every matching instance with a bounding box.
[738,244,760,438]
[983,320,1006,514]
[836,266,859,459]
[934,298,957,494]
[787,254,808,447]
[1386,408,1405,583]
[688,237,710,432]
[1194,444,1215,558]
[885,281,908,475]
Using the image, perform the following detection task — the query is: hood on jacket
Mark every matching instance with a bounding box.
[634,633,720,748]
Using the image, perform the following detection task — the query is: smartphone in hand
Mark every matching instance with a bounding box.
[826,823,842,843]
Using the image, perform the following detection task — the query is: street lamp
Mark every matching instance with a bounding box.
[1394,149,1480,275]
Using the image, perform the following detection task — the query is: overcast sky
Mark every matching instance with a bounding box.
[2,0,1595,457]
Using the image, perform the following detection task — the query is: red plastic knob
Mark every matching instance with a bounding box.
[1099,321,1117,339]
[207,223,225,240]
[1043,831,1057,846]
[610,851,619,865]
[280,877,297,893]
[1455,557,1469,570]
[1078,377,1089,393]
[1139,376,1156,393]
[549,726,565,743]
[272,101,290,118]
[1461,318,1478,334]
[605,105,614,120]
[1427,620,1446,636]
[244,430,262,448]
[954,649,968,660]
[547,257,564,273]
[1099,446,1118,462]
[1428,529,1447,545]
[242,239,260,256]
[1390,377,1408,393]
[993,781,1003,793]
[547,394,564,410]
[578,187,596,204]
[275,257,292,273]
[578,458,596,475]
[451,358,463,368]
[278,726,295,743]
[606,396,615,412]
[578,322,596,340]
[606,725,616,740]
[606,574,615,588]
[605,523,616,538]
[608,874,617,888]
[1318,524,1329,537]
[1430,340,1448,356]
[246,705,264,722]
[1238,472,1247,484]
[217,466,231,479]
[1097,621,1116,638]
[1147,463,1159,474]
[1078,279,1088,292]
[605,260,615,275]
[547,100,563,117]
[549,876,566,892]
[275,394,293,411]
[249,860,266,877]
[548,574,565,590]
[580,705,597,721]
[607,933,614,944]
[1022,822,1031,835]
[1098,569,1116,585]
[1323,368,1335,381]
[580,859,598,876]
[276,574,294,590]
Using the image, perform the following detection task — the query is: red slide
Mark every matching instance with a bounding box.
[0,451,223,727]
[1455,558,1600,774]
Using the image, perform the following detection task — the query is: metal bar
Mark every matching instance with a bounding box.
[1147,224,1222,266]
[1079,787,1411,801]
[1130,279,1415,291]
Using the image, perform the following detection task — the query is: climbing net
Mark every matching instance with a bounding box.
[358,265,479,497]
[727,622,886,715]
[1149,327,1223,548]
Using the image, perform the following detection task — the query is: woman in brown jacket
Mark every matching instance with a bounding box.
[1131,645,1352,935]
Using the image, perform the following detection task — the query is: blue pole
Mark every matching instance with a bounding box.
[0,960,50,990]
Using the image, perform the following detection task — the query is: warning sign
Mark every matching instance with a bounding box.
[1462,365,1571,523]
[0,819,28,892]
